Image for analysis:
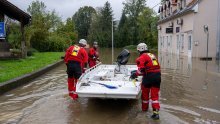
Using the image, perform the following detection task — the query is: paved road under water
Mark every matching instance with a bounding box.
[0,49,220,124]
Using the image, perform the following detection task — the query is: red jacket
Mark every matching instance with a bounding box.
[136,52,160,75]
[88,47,99,61]
[64,45,88,65]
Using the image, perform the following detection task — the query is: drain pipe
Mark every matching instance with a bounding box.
[204,25,209,59]
[204,25,209,71]
[217,0,220,72]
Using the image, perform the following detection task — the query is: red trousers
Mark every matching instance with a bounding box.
[141,84,160,111]
[88,60,96,68]
[68,77,78,100]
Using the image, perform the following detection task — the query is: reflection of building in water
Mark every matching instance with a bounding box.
[159,52,220,74]
[159,52,192,76]
[157,0,220,59]
[159,52,220,112]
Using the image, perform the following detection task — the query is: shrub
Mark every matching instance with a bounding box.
[27,48,38,56]
[46,35,68,52]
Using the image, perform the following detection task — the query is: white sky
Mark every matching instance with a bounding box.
[8,0,160,21]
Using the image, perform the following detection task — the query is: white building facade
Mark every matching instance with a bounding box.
[158,0,220,59]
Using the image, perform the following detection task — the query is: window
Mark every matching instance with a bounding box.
[182,0,186,8]
[177,2,181,10]
[181,34,184,50]
[188,35,192,50]
[170,7,173,14]
[177,35,179,50]
[159,37,162,49]
[163,36,165,48]
[169,36,172,47]
[167,8,170,16]
[160,13,163,19]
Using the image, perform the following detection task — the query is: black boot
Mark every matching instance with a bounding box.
[151,109,159,120]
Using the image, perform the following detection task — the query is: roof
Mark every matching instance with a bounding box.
[0,0,31,25]
[158,0,199,24]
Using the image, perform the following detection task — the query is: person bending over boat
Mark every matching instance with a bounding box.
[130,43,161,120]
[64,39,88,100]
[88,41,100,68]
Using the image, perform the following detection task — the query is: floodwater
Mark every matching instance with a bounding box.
[0,48,220,124]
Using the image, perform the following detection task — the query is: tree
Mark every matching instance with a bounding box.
[137,7,159,48]
[115,11,131,47]
[123,0,146,45]
[26,0,65,52]
[57,17,78,45]
[7,22,22,49]
[88,2,114,47]
[100,1,114,47]
[73,6,96,39]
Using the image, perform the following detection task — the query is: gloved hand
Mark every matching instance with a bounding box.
[130,70,137,79]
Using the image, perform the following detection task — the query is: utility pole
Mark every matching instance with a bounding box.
[112,19,114,64]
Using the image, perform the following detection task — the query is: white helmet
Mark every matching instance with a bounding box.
[79,39,87,46]
[137,43,148,52]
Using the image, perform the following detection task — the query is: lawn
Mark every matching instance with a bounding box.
[0,52,64,83]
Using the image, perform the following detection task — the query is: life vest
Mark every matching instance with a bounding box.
[64,45,88,64]
[136,53,160,74]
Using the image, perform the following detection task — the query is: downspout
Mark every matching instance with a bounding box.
[217,0,220,72]
[217,0,220,59]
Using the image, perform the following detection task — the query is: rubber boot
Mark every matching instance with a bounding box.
[72,79,78,100]
[151,109,160,120]
[68,78,74,99]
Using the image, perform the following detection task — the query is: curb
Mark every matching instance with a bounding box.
[0,60,64,95]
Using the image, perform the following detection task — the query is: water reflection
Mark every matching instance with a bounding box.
[159,52,220,123]
[0,50,220,124]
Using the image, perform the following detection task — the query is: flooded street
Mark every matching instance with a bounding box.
[0,49,220,124]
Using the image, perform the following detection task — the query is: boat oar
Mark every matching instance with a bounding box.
[89,82,117,89]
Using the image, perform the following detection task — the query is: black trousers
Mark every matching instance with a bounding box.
[142,72,161,88]
[67,61,82,79]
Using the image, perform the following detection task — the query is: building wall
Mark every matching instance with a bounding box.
[158,13,194,57]
[158,0,219,58]
[193,0,218,58]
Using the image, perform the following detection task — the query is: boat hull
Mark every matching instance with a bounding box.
[76,63,142,99]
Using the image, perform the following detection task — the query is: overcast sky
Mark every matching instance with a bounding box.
[8,0,160,21]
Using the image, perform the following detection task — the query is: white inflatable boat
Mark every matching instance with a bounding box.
[76,49,142,99]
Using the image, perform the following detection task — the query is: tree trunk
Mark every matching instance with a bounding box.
[21,22,26,58]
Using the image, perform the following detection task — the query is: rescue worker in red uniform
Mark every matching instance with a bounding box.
[88,41,99,68]
[64,39,88,100]
[130,43,161,120]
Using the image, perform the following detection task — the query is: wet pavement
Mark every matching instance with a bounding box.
[0,49,220,124]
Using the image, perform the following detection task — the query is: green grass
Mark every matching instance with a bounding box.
[0,52,64,83]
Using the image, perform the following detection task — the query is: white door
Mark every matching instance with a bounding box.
[181,34,184,53]
[176,35,180,55]
[169,35,172,54]
[188,34,193,57]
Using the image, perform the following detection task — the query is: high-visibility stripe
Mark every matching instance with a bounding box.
[142,100,160,104]
[153,111,159,114]
[70,91,77,94]
[142,100,149,104]
[152,100,159,103]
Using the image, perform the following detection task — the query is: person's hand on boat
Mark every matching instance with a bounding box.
[130,70,137,79]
